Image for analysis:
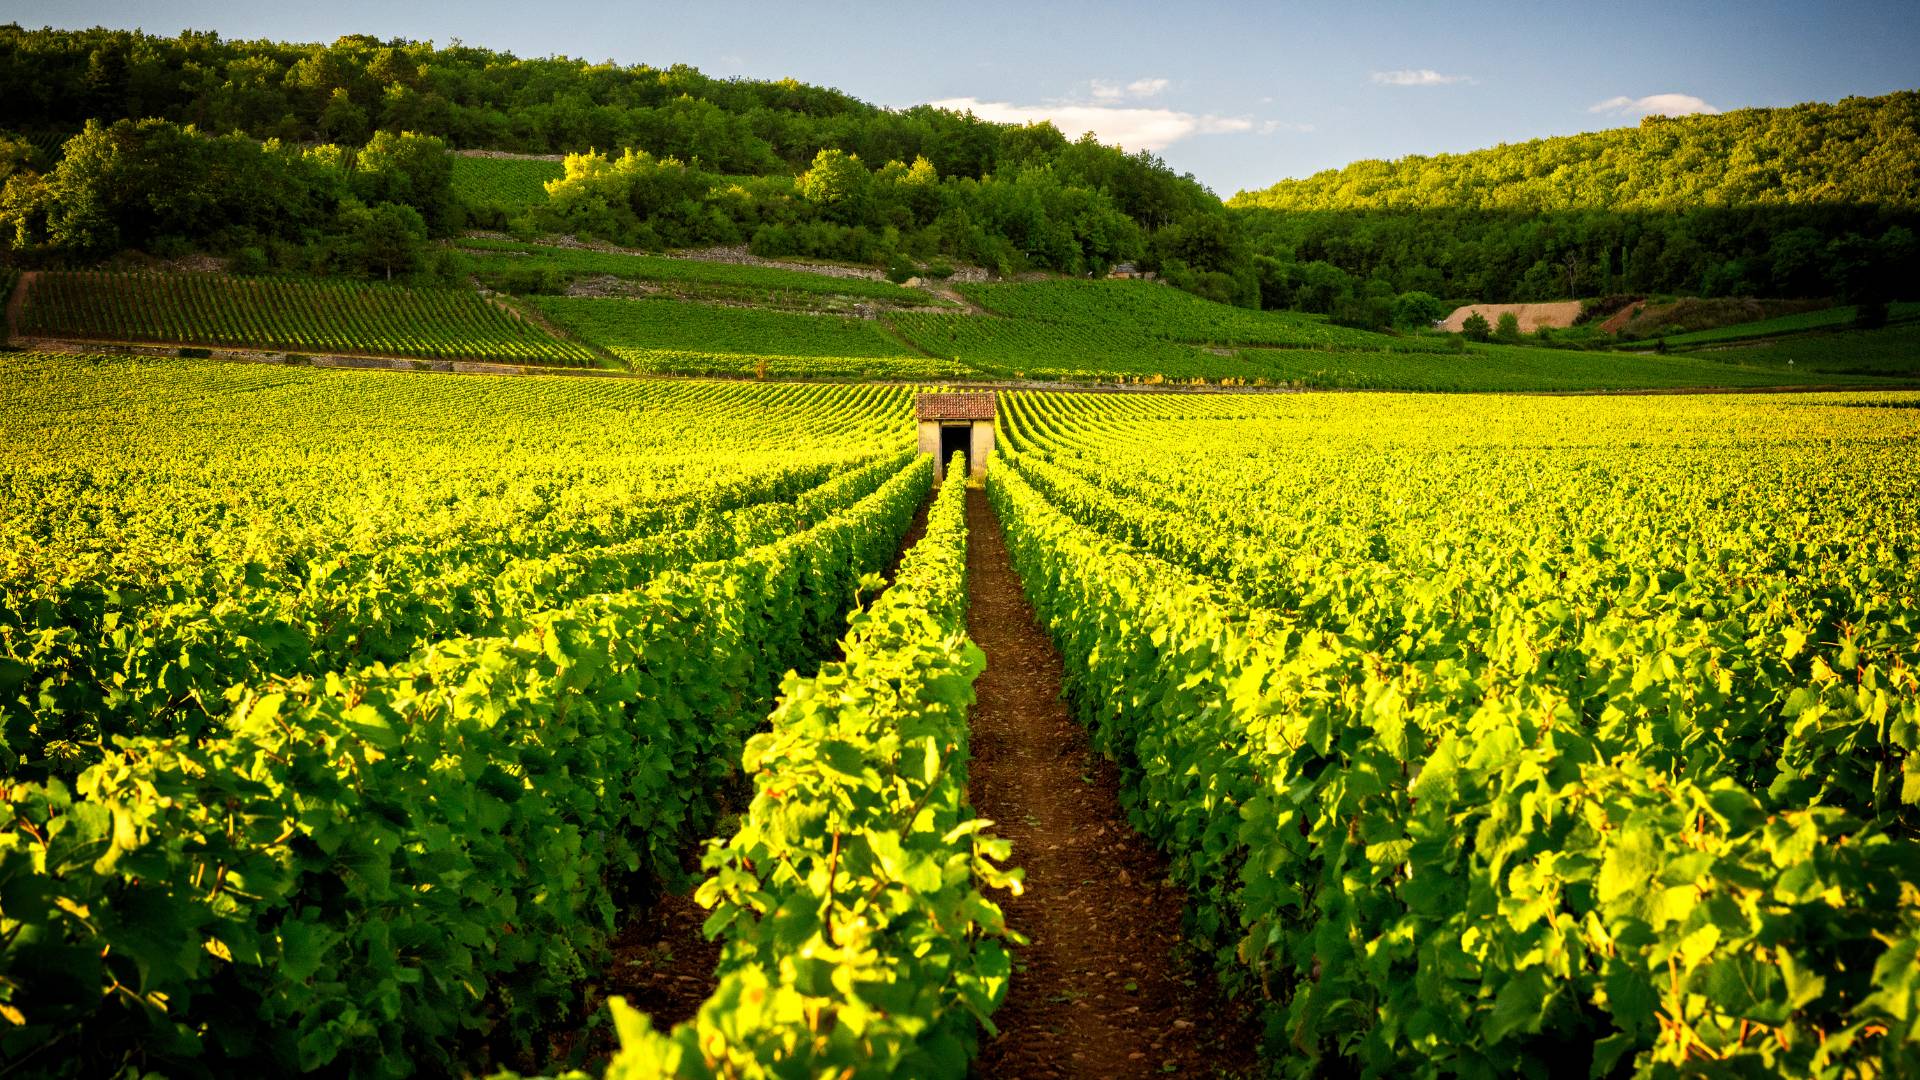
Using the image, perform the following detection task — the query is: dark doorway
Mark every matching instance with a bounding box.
[939,424,970,477]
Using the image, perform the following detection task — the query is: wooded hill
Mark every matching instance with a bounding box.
[1,23,1915,318]
[0,25,1243,294]
[1233,92,1920,212]
[1232,93,1920,315]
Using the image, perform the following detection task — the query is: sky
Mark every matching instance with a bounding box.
[5,0,1918,195]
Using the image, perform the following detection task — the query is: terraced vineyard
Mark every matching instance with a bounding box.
[889,308,1245,382]
[461,237,931,304]
[0,354,999,1076]
[989,388,1920,1076]
[534,295,967,378]
[15,270,600,365]
[960,278,1449,352]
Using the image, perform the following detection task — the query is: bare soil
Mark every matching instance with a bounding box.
[963,488,1261,1078]
[1440,300,1584,332]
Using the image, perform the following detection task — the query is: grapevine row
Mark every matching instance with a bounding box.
[593,455,1016,1078]
[992,389,1920,1075]
[0,453,934,1077]
[16,271,600,365]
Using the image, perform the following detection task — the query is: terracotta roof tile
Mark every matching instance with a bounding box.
[916,392,996,422]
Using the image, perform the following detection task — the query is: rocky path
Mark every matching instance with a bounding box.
[963,488,1260,1078]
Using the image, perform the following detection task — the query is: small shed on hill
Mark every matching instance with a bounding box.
[916,393,995,480]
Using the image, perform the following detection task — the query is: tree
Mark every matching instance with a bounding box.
[797,148,871,225]
[1391,290,1446,328]
[352,130,454,234]
[336,199,426,280]
[0,134,33,186]
[1330,295,1392,331]
[1292,260,1354,314]
[1493,311,1523,343]
[0,170,51,249]
[318,87,370,144]
[1460,311,1492,342]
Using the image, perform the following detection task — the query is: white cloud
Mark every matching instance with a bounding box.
[930,96,1264,151]
[1259,119,1315,134]
[1089,76,1171,102]
[1588,93,1720,117]
[1372,69,1471,86]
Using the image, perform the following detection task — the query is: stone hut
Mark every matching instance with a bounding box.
[915,392,995,480]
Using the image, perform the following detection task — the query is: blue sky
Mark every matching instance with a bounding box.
[7,0,1918,195]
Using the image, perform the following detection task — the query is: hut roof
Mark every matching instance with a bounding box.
[916,392,996,422]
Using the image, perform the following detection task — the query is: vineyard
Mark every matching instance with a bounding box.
[461,238,931,304]
[12,260,1911,390]
[0,353,1013,1076]
[959,279,1450,352]
[1648,301,1920,348]
[887,307,1231,381]
[14,271,601,365]
[532,295,967,378]
[1682,321,1920,377]
[5,349,1920,1078]
[1228,340,1897,391]
[451,155,567,212]
[989,388,1920,1075]
[887,279,1460,384]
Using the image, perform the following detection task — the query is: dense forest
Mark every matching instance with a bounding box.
[0,24,1915,317]
[0,25,1250,297]
[1233,94,1920,313]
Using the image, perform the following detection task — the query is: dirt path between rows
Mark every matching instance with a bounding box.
[964,488,1260,1078]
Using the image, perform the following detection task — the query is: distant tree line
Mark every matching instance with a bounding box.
[1243,205,1919,319]
[1232,94,1920,322]
[0,25,1251,294]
